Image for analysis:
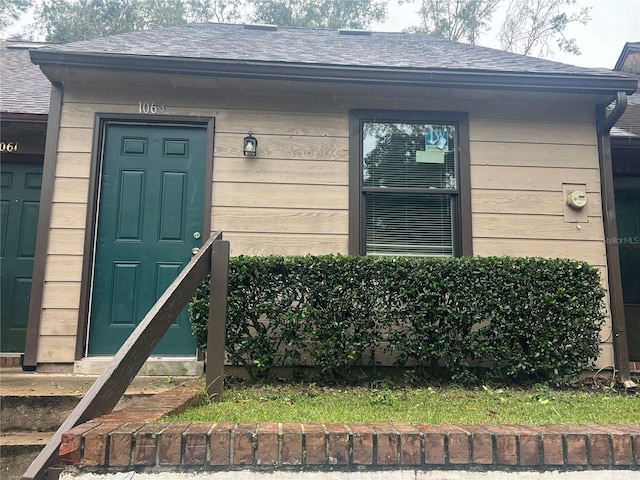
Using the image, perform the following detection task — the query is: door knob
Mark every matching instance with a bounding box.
[192,247,200,255]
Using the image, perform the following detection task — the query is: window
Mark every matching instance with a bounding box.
[349,111,472,257]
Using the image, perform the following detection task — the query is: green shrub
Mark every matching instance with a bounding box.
[190,255,605,383]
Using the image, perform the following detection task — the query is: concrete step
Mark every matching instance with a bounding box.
[0,371,197,478]
[74,356,203,376]
[0,394,151,479]
[1,393,151,432]
[0,431,53,480]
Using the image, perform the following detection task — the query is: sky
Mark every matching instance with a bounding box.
[375,0,640,69]
[7,0,640,70]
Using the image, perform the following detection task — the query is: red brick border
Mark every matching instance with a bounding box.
[57,380,640,472]
[59,420,640,470]
[0,355,21,368]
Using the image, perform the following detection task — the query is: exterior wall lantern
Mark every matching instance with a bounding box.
[243,132,258,156]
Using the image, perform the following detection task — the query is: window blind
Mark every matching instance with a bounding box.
[365,193,454,257]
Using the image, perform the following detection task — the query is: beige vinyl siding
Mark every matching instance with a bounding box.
[36,335,77,367]
[468,112,603,257]
[50,204,87,230]
[47,231,85,258]
[60,78,598,122]
[44,256,83,281]
[466,110,612,367]
[51,178,89,203]
[472,190,603,217]
[41,282,81,309]
[39,76,613,366]
[473,238,606,265]
[57,127,93,153]
[39,280,81,362]
[39,118,93,362]
[55,153,93,178]
[38,309,78,335]
[211,208,348,234]
[224,233,349,256]
[212,158,348,185]
[473,214,603,241]
[469,143,599,169]
[211,115,349,256]
[38,307,78,368]
[214,133,348,160]
[40,86,352,363]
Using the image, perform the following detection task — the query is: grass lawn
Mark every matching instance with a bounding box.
[165,377,639,425]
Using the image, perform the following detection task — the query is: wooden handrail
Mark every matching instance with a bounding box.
[23,232,229,480]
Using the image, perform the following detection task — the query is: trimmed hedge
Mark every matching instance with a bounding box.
[189,255,605,383]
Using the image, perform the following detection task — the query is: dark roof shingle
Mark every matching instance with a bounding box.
[37,22,628,78]
[1,41,51,115]
[612,92,640,138]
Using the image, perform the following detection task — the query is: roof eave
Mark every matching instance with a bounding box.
[30,50,639,96]
[0,111,49,122]
[614,42,640,71]
[611,136,640,149]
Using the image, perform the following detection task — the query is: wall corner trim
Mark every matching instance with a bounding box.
[23,82,64,369]
[596,97,631,383]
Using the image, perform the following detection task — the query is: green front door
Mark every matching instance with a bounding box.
[88,123,207,355]
[0,162,42,352]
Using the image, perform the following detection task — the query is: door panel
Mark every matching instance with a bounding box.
[88,124,206,355]
[117,171,145,240]
[159,172,186,241]
[0,162,43,352]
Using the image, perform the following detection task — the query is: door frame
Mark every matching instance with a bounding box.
[612,137,640,362]
[74,114,215,360]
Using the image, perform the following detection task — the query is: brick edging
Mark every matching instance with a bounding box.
[0,355,22,368]
[57,380,640,471]
[60,421,640,470]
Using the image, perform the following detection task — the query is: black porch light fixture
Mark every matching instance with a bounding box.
[243,132,258,156]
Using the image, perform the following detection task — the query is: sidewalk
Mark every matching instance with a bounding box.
[0,368,190,396]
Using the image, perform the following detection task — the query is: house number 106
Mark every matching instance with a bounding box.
[138,101,166,114]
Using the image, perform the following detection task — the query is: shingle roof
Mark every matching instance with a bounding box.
[0,41,51,115]
[611,93,640,138]
[614,41,640,73]
[37,22,627,79]
[612,43,640,138]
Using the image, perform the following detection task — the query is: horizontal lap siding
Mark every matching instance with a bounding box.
[41,91,351,362]
[211,208,348,235]
[41,104,120,362]
[468,111,612,368]
[469,113,604,256]
[41,114,93,361]
[211,110,349,256]
[40,81,612,366]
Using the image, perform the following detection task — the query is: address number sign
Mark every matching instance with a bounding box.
[0,142,18,152]
[138,101,166,114]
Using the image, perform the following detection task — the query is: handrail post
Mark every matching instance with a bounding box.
[206,239,230,400]
[23,233,222,480]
